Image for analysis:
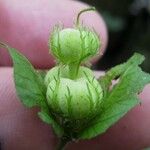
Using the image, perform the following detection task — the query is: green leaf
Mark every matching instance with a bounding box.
[38,110,64,137]
[0,42,46,107]
[79,53,150,139]
[99,53,145,97]
[0,42,63,137]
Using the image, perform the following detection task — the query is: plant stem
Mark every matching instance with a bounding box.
[68,63,79,80]
[56,136,70,150]
[76,7,96,27]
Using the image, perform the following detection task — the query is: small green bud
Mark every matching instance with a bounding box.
[46,74,103,120]
[49,7,100,66]
[50,27,100,64]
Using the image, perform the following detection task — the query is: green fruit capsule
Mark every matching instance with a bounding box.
[50,27,100,64]
[46,75,103,120]
[49,7,100,66]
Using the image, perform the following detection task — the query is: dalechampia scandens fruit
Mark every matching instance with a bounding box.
[49,7,100,79]
[45,7,103,125]
[46,66,103,120]
[50,27,100,65]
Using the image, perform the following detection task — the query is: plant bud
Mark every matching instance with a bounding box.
[46,67,103,120]
[49,27,100,64]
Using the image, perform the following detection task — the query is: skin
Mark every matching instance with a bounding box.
[0,0,150,150]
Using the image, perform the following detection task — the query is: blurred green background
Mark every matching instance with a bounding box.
[79,0,150,71]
